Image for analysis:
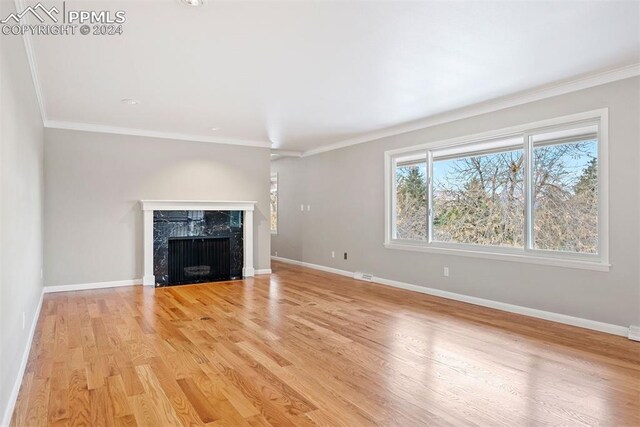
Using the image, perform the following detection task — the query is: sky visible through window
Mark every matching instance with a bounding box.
[432,140,596,190]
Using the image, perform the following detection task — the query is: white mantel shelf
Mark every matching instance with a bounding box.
[140,200,257,286]
[140,200,257,211]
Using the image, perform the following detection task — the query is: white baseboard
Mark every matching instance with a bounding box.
[43,278,142,294]
[629,325,640,342]
[271,256,353,278]
[271,256,630,338]
[1,290,43,427]
[255,269,272,275]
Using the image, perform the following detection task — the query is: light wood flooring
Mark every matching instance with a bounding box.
[10,261,640,426]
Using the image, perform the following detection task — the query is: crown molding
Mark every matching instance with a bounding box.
[271,149,303,157]
[15,0,47,124]
[302,63,640,157]
[270,149,303,160]
[44,120,273,148]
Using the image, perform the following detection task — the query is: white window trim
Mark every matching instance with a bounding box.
[384,108,610,272]
[270,172,278,235]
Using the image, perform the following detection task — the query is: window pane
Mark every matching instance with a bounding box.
[394,154,427,240]
[532,136,598,254]
[270,174,278,233]
[432,147,524,247]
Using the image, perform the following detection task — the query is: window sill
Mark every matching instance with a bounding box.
[383,242,610,272]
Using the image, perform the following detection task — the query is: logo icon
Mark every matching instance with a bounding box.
[1,3,59,24]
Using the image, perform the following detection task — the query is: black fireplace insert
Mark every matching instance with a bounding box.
[168,236,231,285]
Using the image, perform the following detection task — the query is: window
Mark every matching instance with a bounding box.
[270,173,278,234]
[432,137,524,248]
[530,125,599,254]
[393,152,427,241]
[385,110,608,270]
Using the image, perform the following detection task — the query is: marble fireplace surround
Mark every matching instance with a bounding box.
[141,200,256,286]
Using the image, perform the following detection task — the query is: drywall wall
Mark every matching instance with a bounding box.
[44,129,271,286]
[0,3,45,423]
[272,76,640,328]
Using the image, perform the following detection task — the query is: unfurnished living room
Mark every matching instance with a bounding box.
[1,0,639,426]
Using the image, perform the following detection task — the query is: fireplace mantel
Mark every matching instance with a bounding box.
[140,200,257,286]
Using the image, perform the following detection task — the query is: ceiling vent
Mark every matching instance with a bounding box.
[354,272,374,282]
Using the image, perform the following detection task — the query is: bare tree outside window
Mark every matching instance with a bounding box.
[432,148,525,247]
[533,139,598,253]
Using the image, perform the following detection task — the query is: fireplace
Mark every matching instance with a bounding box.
[168,236,231,285]
[152,210,243,286]
[140,200,256,287]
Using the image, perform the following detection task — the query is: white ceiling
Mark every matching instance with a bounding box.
[29,0,640,153]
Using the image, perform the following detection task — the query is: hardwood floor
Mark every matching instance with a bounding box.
[10,261,640,426]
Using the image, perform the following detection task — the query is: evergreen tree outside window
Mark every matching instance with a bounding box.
[394,153,427,241]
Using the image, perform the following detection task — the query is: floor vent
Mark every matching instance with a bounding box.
[354,272,374,282]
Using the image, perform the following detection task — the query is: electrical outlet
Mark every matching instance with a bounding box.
[275,251,278,257]
[331,251,335,258]
[300,204,304,211]
[40,268,43,280]
[443,267,449,277]
[307,204,311,211]
[344,252,348,260]
[22,312,25,330]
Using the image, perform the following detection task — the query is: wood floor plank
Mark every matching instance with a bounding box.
[176,378,219,424]
[146,357,206,427]
[9,372,34,427]
[106,375,133,418]
[66,369,90,427]
[89,386,111,427]
[119,366,145,397]
[9,261,640,426]
[128,393,163,427]
[24,378,51,427]
[135,364,185,426]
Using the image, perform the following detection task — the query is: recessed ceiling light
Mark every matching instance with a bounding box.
[180,0,205,6]
[121,98,140,105]
[210,127,220,131]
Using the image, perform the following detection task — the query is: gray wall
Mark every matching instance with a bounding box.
[272,77,640,328]
[0,3,45,422]
[44,129,271,286]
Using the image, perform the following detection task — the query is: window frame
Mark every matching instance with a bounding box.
[390,151,428,242]
[270,172,278,235]
[384,109,609,271]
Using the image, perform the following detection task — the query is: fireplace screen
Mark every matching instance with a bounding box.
[168,236,231,285]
